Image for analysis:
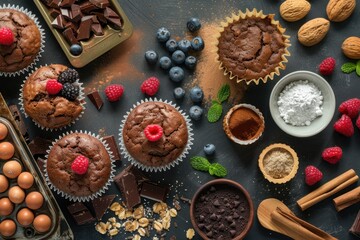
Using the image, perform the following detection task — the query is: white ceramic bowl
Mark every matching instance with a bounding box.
[269,71,336,137]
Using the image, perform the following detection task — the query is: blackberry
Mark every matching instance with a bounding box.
[58,68,79,84]
[61,83,79,101]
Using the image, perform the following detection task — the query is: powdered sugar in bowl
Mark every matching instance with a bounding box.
[269,71,336,137]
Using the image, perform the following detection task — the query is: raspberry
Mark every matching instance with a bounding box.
[305,165,323,186]
[319,57,336,75]
[104,84,124,102]
[334,114,354,137]
[144,124,163,142]
[71,155,89,175]
[140,77,160,96]
[46,79,63,95]
[322,146,343,164]
[0,27,14,45]
[357,115,360,129]
[61,82,79,101]
[58,68,79,84]
[338,98,360,119]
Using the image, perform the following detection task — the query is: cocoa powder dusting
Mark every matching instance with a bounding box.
[188,22,247,103]
[85,30,145,93]
[229,107,264,140]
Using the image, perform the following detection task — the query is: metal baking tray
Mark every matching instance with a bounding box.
[0,93,73,239]
[33,0,133,68]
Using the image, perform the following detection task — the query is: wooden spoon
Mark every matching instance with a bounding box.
[257,198,337,240]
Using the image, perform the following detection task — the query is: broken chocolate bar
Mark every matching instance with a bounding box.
[28,137,52,156]
[91,194,116,220]
[350,210,360,238]
[140,182,169,202]
[87,91,103,110]
[103,135,120,161]
[67,202,96,225]
[114,170,141,209]
[9,105,29,142]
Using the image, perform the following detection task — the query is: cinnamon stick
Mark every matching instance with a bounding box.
[297,169,358,211]
[333,186,360,212]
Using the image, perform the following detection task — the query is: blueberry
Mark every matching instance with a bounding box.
[190,86,204,103]
[159,56,172,70]
[173,87,185,99]
[185,56,197,69]
[204,144,216,155]
[178,39,192,53]
[70,44,82,56]
[169,66,185,82]
[171,50,186,65]
[187,17,201,32]
[191,36,205,51]
[189,105,203,121]
[145,50,158,64]
[156,27,171,43]
[166,39,178,52]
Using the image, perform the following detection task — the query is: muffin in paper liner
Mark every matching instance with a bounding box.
[0,4,45,77]
[18,64,86,131]
[258,143,299,184]
[223,103,265,145]
[44,130,116,202]
[215,8,291,85]
[119,98,194,172]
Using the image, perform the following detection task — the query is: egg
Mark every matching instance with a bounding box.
[0,219,16,237]
[0,175,9,193]
[17,208,34,226]
[17,172,34,189]
[25,191,44,210]
[3,160,22,179]
[0,123,8,140]
[8,186,25,204]
[33,214,51,233]
[0,142,15,160]
[0,198,13,216]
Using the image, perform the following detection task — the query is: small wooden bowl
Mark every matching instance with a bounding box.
[190,179,254,240]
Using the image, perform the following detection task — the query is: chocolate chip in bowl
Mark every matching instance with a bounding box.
[190,179,254,240]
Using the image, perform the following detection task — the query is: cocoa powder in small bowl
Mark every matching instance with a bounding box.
[190,179,254,240]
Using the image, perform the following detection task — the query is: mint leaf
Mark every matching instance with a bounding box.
[207,103,223,123]
[190,156,210,171]
[357,60,360,77]
[217,84,230,103]
[341,62,356,73]
[212,99,220,105]
[208,163,227,177]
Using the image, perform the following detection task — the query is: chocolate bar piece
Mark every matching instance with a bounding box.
[103,135,120,161]
[87,91,103,110]
[89,0,110,9]
[28,137,52,156]
[70,4,82,22]
[91,23,103,36]
[140,182,169,202]
[9,105,29,142]
[67,202,96,225]
[63,27,78,45]
[91,194,116,220]
[77,16,93,40]
[49,8,61,18]
[350,210,360,237]
[104,7,122,30]
[60,0,75,7]
[52,15,66,29]
[114,168,141,209]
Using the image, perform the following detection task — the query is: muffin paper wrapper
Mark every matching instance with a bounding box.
[119,98,194,172]
[18,65,86,131]
[0,4,45,77]
[44,130,116,202]
[214,8,291,85]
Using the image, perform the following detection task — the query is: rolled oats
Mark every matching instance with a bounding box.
[153,220,163,232]
[186,228,195,239]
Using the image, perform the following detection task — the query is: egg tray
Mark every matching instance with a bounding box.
[0,93,73,240]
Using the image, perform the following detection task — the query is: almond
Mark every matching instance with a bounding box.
[342,37,360,59]
[298,18,330,47]
[280,0,311,22]
[326,0,356,22]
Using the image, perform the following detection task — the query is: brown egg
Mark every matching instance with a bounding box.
[17,172,34,189]
[0,198,13,216]
[25,191,44,210]
[0,142,15,160]
[0,219,16,237]
[0,123,8,140]
[8,186,25,204]
[33,214,51,233]
[3,160,22,179]
[17,208,34,226]
[0,175,9,193]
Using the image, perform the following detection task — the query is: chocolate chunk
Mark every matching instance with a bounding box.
[89,0,110,9]
[91,194,116,220]
[47,0,61,8]
[114,170,141,209]
[52,15,67,30]
[67,202,96,225]
[70,4,82,22]
[350,210,360,237]
[28,137,52,156]
[77,16,93,40]
[60,8,72,21]
[9,105,29,142]
[93,12,107,24]
[36,157,46,174]
[49,8,61,18]
[104,7,122,30]
[91,23,103,36]
[87,91,103,110]
[230,230,237,237]
[79,1,97,13]
[213,199,220,207]
[65,21,78,32]
[140,182,168,202]
[102,135,120,161]
[63,27,78,45]
[60,0,75,7]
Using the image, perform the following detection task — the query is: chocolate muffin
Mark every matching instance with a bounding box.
[0,8,42,73]
[46,132,112,198]
[122,101,189,169]
[216,9,290,84]
[21,64,84,129]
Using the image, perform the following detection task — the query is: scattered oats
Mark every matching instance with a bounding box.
[126,210,133,218]
[138,227,146,237]
[113,222,121,228]
[95,222,107,235]
[133,234,141,240]
[186,228,195,239]
[153,220,163,232]
[109,217,116,223]
[169,208,177,217]
[133,205,144,219]
[138,217,149,227]
[110,202,122,211]
[118,210,127,220]
[162,219,171,230]
[109,228,119,236]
